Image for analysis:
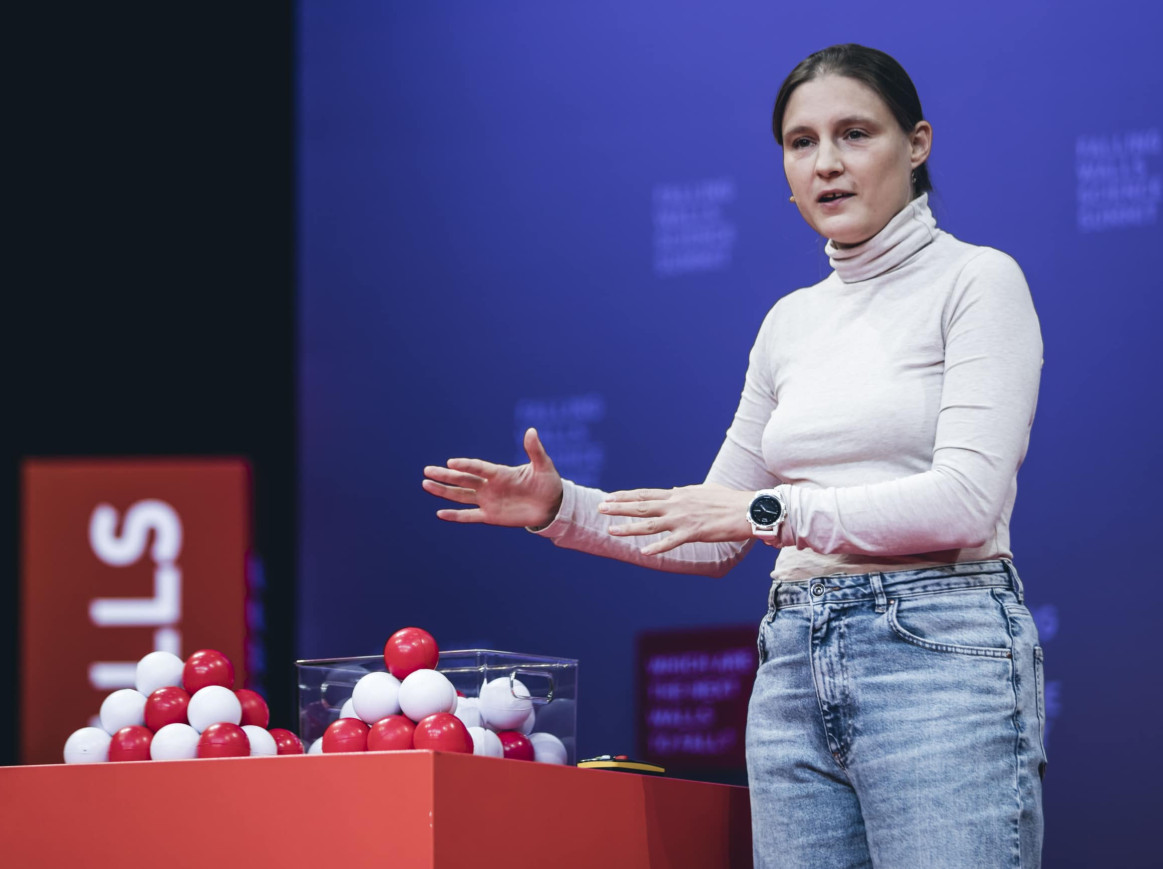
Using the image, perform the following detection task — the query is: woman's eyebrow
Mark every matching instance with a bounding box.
[832,115,880,129]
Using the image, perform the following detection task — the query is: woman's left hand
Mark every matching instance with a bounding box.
[598,483,754,556]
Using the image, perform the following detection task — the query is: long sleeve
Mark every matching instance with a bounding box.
[532,479,752,578]
[775,249,1042,558]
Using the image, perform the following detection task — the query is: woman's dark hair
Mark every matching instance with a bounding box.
[772,44,932,196]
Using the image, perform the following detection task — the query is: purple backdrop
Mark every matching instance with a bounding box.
[297,3,1163,865]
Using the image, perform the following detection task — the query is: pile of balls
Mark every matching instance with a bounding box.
[312,627,568,765]
[63,649,303,764]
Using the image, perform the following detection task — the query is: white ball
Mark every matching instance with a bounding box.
[187,685,242,733]
[99,689,147,735]
[352,671,402,724]
[307,737,324,755]
[479,677,533,731]
[339,698,358,719]
[518,707,537,735]
[150,723,200,760]
[135,651,185,696]
[64,727,111,764]
[528,732,568,765]
[467,726,504,758]
[398,669,457,722]
[243,725,278,756]
[453,696,481,729]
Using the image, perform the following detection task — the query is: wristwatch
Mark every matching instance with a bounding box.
[747,488,786,539]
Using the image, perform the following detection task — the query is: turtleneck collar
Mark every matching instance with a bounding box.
[825,193,938,284]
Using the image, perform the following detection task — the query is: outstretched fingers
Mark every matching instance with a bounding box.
[607,518,687,555]
[424,465,487,488]
[642,533,686,557]
[599,497,665,517]
[605,488,671,502]
[435,507,488,523]
[608,519,663,536]
[421,478,480,505]
[447,457,501,478]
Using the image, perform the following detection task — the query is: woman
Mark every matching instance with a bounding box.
[423,44,1045,869]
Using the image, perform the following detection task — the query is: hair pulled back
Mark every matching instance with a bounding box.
[772,44,932,196]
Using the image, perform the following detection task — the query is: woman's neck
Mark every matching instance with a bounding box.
[825,193,937,283]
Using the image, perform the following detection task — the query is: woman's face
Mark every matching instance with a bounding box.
[781,74,931,247]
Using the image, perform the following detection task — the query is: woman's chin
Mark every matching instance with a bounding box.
[818,215,880,248]
[827,228,872,249]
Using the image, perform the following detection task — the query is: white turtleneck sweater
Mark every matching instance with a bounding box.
[534,194,1043,582]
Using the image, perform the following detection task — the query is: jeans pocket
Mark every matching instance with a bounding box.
[757,621,769,667]
[886,591,1014,658]
[1034,645,1047,768]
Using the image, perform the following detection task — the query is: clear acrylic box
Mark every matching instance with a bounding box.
[296,649,578,764]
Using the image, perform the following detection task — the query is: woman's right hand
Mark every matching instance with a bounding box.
[422,427,564,529]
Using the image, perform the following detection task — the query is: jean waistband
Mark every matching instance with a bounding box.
[766,559,1022,611]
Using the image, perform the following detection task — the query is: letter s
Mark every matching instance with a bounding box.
[89,500,183,567]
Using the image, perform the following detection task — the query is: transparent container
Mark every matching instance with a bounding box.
[296,650,578,764]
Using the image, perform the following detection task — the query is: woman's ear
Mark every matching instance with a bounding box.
[910,120,933,169]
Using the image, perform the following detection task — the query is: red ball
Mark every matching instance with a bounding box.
[183,649,235,694]
[367,715,416,752]
[413,713,473,754]
[383,627,439,680]
[144,686,190,731]
[108,725,153,762]
[196,722,249,759]
[235,689,270,728]
[322,718,369,753]
[497,731,535,761]
[269,728,304,755]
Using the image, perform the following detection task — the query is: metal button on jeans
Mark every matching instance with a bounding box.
[812,584,824,596]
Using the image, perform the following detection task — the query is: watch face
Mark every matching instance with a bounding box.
[750,495,783,526]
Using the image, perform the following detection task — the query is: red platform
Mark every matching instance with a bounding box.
[0,751,752,868]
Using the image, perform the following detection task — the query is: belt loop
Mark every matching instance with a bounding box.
[1002,559,1025,604]
[870,572,888,614]
[767,581,783,620]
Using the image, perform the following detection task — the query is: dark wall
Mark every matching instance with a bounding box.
[6,5,296,765]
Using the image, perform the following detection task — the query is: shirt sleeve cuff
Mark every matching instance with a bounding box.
[526,479,577,538]
[776,484,798,549]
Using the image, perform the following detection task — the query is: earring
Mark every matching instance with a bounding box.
[911,171,916,184]
[789,195,796,203]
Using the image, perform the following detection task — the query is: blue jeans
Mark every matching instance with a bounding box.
[746,560,1046,868]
